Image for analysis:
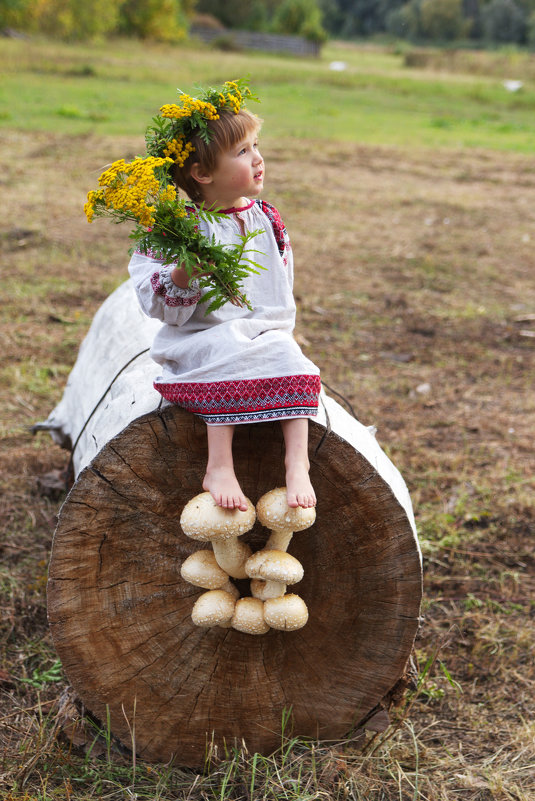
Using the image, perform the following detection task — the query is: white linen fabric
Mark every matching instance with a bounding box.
[128,199,321,424]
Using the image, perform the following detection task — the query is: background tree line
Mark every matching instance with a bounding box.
[328,0,535,45]
[2,0,535,46]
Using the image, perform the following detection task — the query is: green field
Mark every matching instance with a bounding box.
[2,36,535,150]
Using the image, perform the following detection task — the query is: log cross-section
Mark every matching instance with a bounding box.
[43,280,422,767]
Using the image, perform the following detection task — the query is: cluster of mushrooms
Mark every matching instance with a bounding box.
[179,488,316,635]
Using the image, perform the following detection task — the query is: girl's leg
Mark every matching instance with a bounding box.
[281,418,316,509]
[202,424,249,511]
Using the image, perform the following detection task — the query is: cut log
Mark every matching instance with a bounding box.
[41,280,422,767]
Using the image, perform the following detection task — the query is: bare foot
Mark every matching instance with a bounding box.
[203,466,249,511]
[285,463,316,509]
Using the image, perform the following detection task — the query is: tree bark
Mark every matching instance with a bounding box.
[42,280,422,767]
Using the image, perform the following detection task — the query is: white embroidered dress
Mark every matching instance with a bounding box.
[128,199,321,425]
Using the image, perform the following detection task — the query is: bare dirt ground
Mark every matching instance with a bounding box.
[1,130,534,798]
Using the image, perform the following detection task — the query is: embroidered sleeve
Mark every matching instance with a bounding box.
[256,200,292,267]
[128,251,201,326]
[150,266,201,307]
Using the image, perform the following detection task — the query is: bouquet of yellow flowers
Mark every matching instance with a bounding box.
[84,155,263,313]
[84,79,264,313]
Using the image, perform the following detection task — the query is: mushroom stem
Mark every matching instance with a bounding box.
[220,579,240,598]
[211,538,252,579]
[250,578,286,600]
[256,488,316,558]
[265,529,293,551]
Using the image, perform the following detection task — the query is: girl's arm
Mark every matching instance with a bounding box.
[128,251,201,326]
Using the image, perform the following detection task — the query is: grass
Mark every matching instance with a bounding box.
[1,36,535,150]
[1,34,535,801]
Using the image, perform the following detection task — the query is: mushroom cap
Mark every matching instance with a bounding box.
[245,550,304,584]
[180,550,230,589]
[256,488,316,532]
[180,492,256,541]
[263,594,309,631]
[231,597,270,635]
[191,589,236,627]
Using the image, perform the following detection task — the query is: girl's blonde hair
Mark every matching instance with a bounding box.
[172,108,262,202]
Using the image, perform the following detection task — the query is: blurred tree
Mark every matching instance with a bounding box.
[386,0,421,39]
[247,0,270,30]
[481,0,527,41]
[528,8,535,43]
[1,0,194,39]
[195,0,276,29]
[0,0,29,29]
[338,0,386,36]
[271,0,327,41]
[318,0,345,33]
[463,0,483,37]
[420,0,472,38]
[317,0,406,36]
[119,0,189,40]
[28,0,121,39]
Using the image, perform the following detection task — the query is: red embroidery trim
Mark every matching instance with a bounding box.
[150,272,200,307]
[220,199,256,214]
[256,200,288,259]
[155,375,321,423]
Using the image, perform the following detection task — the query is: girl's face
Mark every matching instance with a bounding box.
[199,129,264,209]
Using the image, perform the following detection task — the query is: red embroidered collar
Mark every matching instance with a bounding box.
[220,199,255,214]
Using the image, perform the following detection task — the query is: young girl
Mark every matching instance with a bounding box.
[128,81,321,512]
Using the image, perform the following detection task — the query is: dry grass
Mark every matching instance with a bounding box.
[404,47,535,81]
[1,125,534,798]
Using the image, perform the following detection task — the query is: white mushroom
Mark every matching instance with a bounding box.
[245,550,304,600]
[256,487,316,552]
[191,589,237,628]
[180,492,255,579]
[248,488,315,601]
[180,550,239,598]
[231,597,270,635]
[263,594,309,631]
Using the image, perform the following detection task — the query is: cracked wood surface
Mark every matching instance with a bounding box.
[44,279,421,766]
[48,404,422,766]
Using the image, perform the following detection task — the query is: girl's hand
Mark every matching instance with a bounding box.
[170,261,243,308]
[170,259,212,289]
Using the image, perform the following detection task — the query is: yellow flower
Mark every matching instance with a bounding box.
[163,136,196,167]
[89,156,173,227]
[160,98,219,122]
[84,189,104,222]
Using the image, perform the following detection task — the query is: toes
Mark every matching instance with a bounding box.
[286,492,299,508]
[287,491,316,509]
[214,494,249,511]
[232,495,243,511]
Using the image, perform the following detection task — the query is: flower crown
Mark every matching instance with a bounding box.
[145,78,259,168]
